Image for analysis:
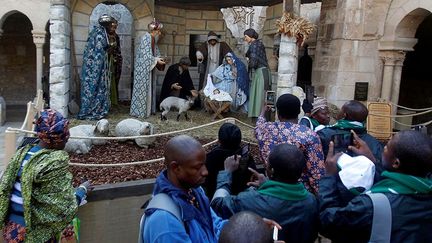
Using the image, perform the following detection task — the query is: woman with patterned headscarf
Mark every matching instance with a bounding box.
[0,109,89,243]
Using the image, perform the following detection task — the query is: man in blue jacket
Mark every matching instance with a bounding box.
[320,130,432,242]
[211,143,319,243]
[142,135,227,242]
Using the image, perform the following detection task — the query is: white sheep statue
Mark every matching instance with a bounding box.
[115,118,156,148]
[65,119,110,154]
[160,96,195,121]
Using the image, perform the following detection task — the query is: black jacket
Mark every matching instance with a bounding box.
[203,145,256,198]
[211,172,319,243]
[317,126,384,161]
[319,176,432,243]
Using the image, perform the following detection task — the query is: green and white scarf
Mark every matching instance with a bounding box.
[331,119,365,130]
[369,171,432,194]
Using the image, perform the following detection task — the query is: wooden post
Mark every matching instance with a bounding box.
[4,128,17,167]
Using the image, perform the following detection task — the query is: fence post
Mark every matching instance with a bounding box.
[4,128,17,167]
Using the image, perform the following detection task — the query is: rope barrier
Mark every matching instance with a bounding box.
[369,108,432,118]
[389,102,432,112]
[7,117,257,140]
[69,139,220,167]
[391,119,432,127]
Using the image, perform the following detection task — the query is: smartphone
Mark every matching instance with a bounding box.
[265,91,276,106]
[273,226,279,241]
[235,144,250,170]
[331,132,353,153]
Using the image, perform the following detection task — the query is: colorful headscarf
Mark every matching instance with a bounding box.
[311,97,328,115]
[35,109,70,146]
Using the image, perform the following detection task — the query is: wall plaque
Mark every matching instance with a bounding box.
[367,102,392,140]
[354,82,369,101]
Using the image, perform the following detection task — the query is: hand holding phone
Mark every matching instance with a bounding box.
[331,133,353,154]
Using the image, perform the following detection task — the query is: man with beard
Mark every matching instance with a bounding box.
[140,135,227,242]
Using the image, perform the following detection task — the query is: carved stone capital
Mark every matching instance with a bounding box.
[379,50,406,66]
[32,30,46,47]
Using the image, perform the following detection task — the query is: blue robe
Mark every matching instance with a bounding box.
[78,26,110,120]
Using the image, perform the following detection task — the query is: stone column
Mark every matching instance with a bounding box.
[49,0,71,117]
[390,53,406,114]
[380,56,396,101]
[276,0,302,98]
[277,35,298,96]
[32,31,46,93]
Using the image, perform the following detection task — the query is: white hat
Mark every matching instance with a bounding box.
[337,153,375,193]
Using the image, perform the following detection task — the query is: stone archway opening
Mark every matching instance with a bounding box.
[89,2,134,101]
[398,13,432,132]
[0,12,34,121]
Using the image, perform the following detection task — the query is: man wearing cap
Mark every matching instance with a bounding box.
[131,19,166,118]
[159,56,197,104]
[196,31,232,90]
[299,97,330,132]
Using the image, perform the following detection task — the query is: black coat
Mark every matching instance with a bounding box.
[212,172,319,243]
[317,126,384,161]
[202,145,256,198]
[158,64,195,105]
[319,176,432,243]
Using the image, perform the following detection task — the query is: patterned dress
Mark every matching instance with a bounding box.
[78,26,110,120]
[130,32,159,118]
[0,146,78,242]
[255,116,326,195]
[246,39,271,118]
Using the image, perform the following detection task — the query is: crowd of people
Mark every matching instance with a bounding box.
[2,15,432,243]
[141,94,432,243]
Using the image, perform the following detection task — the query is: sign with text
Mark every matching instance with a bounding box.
[354,82,369,101]
[367,102,392,140]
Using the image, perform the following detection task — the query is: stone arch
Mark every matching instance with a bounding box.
[0,12,36,106]
[382,0,432,49]
[0,10,33,30]
[378,0,432,131]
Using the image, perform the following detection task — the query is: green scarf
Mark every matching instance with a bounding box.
[310,118,320,128]
[370,171,432,194]
[331,119,365,130]
[0,145,77,243]
[258,180,309,201]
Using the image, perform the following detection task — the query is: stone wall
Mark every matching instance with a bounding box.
[312,0,388,107]
[0,13,36,105]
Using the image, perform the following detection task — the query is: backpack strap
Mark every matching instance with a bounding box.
[366,193,392,243]
[138,193,183,243]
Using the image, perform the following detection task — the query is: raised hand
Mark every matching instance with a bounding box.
[247,167,268,187]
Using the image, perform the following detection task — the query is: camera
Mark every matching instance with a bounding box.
[265,91,276,106]
[331,132,353,153]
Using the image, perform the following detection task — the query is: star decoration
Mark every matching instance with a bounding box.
[232,6,255,25]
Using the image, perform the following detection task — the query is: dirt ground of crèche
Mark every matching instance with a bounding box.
[68,102,262,186]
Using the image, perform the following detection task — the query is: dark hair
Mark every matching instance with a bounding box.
[218,123,242,150]
[269,143,305,183]
[179,56,191,66]
[342,100,368,122]
[276,94,301,119]
[392,130,432,177]
[219,211,273,243]
[244,28,259,39]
